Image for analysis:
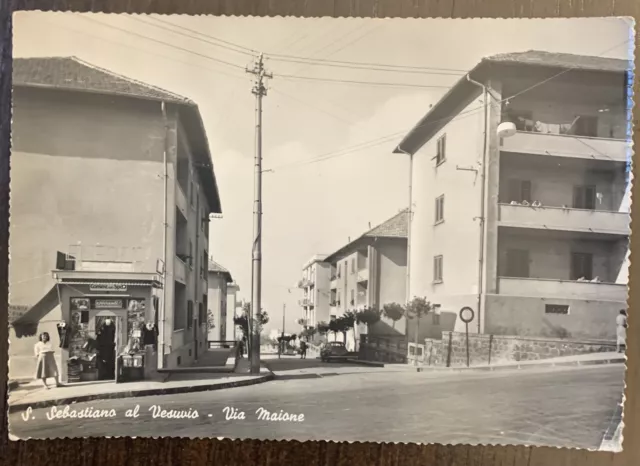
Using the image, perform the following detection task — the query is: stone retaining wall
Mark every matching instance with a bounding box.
[422,332,616,367]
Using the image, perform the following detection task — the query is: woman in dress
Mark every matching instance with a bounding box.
[616,310,628,353]
[34,332,61,389]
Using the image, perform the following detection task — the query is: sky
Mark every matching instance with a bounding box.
[12,13,633,332]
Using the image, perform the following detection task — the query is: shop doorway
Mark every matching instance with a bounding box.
[95,315,117,380]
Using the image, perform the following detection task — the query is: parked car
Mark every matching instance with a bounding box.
[320,341,349,362]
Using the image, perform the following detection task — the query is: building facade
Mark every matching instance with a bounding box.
[226,282,241,341]
[298,255,331,329]
[207,259,234,342]
[323,210,408,350]
[395,51,631,342]
[8,57,222,382]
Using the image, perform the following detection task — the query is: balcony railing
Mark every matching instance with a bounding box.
[330,278,338,289]
[498,203,630,236]
[174,256,187,284]
[176,184,188,219]
[357,268,369,283]
[299,298,313,307]
[498,276,627,301]
[298,278,313,288]
[500,130,629,163]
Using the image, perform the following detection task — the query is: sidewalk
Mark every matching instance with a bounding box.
[8,361,273,413]
[414,351,625,373]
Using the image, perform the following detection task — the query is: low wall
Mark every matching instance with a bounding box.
[359,334,407,363]
[421,332,616,367]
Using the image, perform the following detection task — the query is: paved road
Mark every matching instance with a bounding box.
[9,364,623,449]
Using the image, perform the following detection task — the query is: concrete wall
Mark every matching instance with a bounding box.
[484,294,624,340]
[313,261,332,328]
[10,88,166,310]
[419,331,616,368]
[207,274,227,341]
[370,239,408,336]
[408,90,485,332]
[226,284,240,340]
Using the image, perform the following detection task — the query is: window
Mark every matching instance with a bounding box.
[350,289,355,305]
[433,255,443,283]
[201,251,208,278]
[198,302,204,325]
[188,241,193,268]
[505,249,530,278]
[507,179,532,203]
[571,252,593,280]
[574,115,598,137]
[545,304,569,315]
[187,300,193,329]
[573,185,596,210]
[435,195,445,223]
[436,134,446,165]
[190,180,195,206]
[337,264,341,278]
[351,259,355,273]
[337,292,341,306]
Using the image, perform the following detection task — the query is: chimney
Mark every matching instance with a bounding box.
[368,222,371,229]
[348,237,351,242]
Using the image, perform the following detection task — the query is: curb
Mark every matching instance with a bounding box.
[8,373,275,414]
[415,357,625,373]
[346,358,385,368]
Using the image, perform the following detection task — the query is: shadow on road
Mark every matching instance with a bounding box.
[261,356,355,372]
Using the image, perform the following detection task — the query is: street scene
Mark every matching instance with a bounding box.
[7,13,633,451]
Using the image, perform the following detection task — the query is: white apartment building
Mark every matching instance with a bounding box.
[298,254,331,328]
[395,51,631,342]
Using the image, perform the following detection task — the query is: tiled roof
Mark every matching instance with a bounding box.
[364,209,409,238]
[13,56,193,105]
[208,259,230,274]
[325,209,408,263]
[483,50,630,73]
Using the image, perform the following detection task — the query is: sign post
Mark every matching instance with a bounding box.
[459,307,475,368]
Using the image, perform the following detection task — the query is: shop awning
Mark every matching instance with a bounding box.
[11,285,59,326]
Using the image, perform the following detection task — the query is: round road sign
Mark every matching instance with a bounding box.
[459,306,475,324]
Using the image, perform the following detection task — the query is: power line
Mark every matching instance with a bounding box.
[139,16,256,56]
[276,73,453,89]
[268,56,465,76]
[78,15,247,71]
[267,37,632,172]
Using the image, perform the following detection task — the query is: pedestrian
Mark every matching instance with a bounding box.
[300,340,307,359]
[34,332,61,389]
[616,309,628,353]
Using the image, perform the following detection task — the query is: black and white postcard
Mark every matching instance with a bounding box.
[7,13,634,451]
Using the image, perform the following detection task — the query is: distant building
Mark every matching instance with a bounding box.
[297,255,331,329]
[395,51,631,342]
[8,57,221,382]
[207,259,234,342]
[303,210,409,351]
[226,282,241,341]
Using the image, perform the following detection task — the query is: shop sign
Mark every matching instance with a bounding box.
[92,298,124,309]
[89,283,127,292]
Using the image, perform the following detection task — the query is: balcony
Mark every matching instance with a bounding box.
[498,203,629,236]
[174,256,187,284]
[299,298,313,307]
[500,131,629,162]
[298,278,313,288]
[176,184,188,219]
[498,276,627,302]
[357,268,369,283]
[330,277,338,289]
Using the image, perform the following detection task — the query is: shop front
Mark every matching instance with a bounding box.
[53,271,162,384]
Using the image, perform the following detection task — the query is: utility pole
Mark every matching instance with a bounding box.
[247,53,271,375]
[279,303,286,358]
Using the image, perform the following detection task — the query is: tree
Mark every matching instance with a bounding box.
[297,318,308,328]
[301,326,317,341]
[382,302,405,329]
[356,306,382,326]
[207,309,216,332]
[404,297,433,364]
[316,321,330,338]
[328,318,342,339]
[341,311,357,347]
[234,302,270,341]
